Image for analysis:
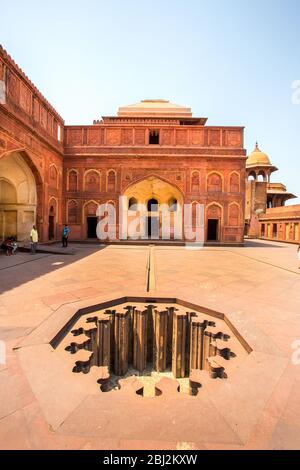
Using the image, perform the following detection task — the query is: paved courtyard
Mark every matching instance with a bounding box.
[0,240,300,450]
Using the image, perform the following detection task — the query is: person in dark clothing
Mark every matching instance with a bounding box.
[1,237,17,256]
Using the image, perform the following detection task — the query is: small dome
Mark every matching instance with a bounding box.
[247,142,271,167]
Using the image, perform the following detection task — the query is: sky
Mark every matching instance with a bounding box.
[1,0,300,203]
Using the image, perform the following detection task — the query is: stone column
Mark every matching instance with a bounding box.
[203,329,214,372]
[113,312,129,376]
[153,309,168,372]
[189,319,206,371]
[89,328,98,368]
[146,305,155,363]
[166,306,177,366]
[172,313,187,378]
[133,309,148,372]
[97,318,111,368]
[185,312,197,373]
[124,305,135,365]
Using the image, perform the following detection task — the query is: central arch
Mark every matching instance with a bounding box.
[0,151,38,241]
[123,176,184,240]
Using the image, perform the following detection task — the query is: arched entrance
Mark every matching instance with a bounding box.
[147,198,159,238]
[206,204,222,242]
[0,152,37,241]
[83,201,99,239]
[48,202,57,240]
[123,176,183,240]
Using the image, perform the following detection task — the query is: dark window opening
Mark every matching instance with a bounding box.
[261,224,265,237]
[147,198,158,212]
[168,198,178,212]
[149,130,160,145]
[87,217,98,239]
[207,219,219,241]
[48,216,54,240]
[147,216,159,239]
[128,197,138,211]
[273,223,277,238]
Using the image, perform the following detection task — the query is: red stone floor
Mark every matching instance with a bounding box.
[0,240,299,449]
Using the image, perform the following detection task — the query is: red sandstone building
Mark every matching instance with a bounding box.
[0,46,247,245]
[245,143,300,244]
[0,46,299,246]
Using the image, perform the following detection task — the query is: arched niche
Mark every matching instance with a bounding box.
[0,152,37,241]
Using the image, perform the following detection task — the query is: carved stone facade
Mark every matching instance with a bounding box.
[245,143,299,243]
[0,47,246,244]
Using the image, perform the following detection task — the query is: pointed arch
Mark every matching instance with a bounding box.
[206,202,223,242]
[67,168,79,191]
[84,169,101,192]
[107,169,116,192]
[48,196,58,222]
[206,171,223,193]
[0,178,17,204]
[191,170,200,193]
[228,202,240,226]
[206,201,223,220]
[123,173,184,200]
[247,171,256,181]
[229,171,240,193]
[82,199,99,222]
[0,150,41,241]
[67,199,79,224]
[49,163,59,189]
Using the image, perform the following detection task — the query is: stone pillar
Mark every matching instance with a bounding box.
[153,309,168,372]
[189,319,206,371]
[113,312,129,376]
[203,329,214,372]
[88,328,98,368]
[166,306,177,366]
[146,305,155,363]
[172,313,187,378]
[185,312,197,373]
[124,305,135,366]
[97,318,111,368]
[133,309,147,372]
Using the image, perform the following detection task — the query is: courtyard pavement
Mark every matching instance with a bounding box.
[0,240,299,450]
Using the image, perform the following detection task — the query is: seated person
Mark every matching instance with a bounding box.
[1,237,17,256]
[2,238,13,256]
[11,237,18,255]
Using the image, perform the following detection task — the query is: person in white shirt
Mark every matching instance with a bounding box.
[30,225,38,254]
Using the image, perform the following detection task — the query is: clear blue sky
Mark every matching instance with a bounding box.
[2,0,300,203]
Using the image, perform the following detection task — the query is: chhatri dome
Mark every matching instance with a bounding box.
[246,142,272,167]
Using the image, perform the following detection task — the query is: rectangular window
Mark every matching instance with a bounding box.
[261,224,265,237]
[149,130,160,145]
[273,223,277,238]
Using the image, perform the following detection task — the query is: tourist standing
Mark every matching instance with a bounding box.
[30,225,38,254]
[62,224,70,248]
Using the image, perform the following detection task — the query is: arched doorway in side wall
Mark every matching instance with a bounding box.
[48,198,58,241]
[48,206,55,240]
[147,198,159,238]
[0,152,37,241]
[207,219,219,241]
[206,204,222,242]
[84,201,99,239]
[87,217,98,238]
